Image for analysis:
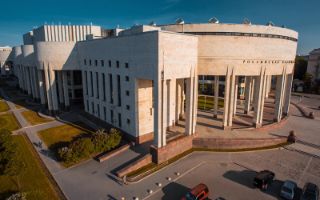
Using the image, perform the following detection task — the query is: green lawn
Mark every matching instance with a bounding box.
[38,124,92,150]
[0,113,20,131]
[0,135,61,200]
[198,96,224,110]
[0,101,10,112]
[21,111,53,125]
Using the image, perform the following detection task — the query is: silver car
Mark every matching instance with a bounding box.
[280,180,297,200]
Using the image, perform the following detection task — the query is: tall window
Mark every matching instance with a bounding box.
[84,59,87,65]
[109,74,113,104]
[111,110,114,123]
[90,72,93,97]
[117,75,121,106]
[96,72,99,99]
[108,60,112,67]
[103,107,106,121]
[85,71,88,95]
[102,73,106,101]
[116,61,119,68]
[101,60,104,67]
[118,113,122,127]
[125,62,129,68]
[95,60,98,66]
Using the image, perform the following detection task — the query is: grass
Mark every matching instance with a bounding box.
[0,101,10,112]
[0,113,20,131]
[21,111,52,125]
[198,96,224,110]
[0,135,61,200]
[38,124,92,150]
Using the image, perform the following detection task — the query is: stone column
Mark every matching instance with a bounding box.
[153,78,166,148]
[175,79,181,122]
[180,80,185,117]
[33,67,40,100]
[192,70,198,134]
[26,67,32,95]
[227,70,236,127]
[214,76,219,118]
[44,66,53,111]
[167,79,176,126]
[250,77,255,106]
[274,71,286,122]
[62,71,70,109]
[49,67,59,113]
[185,76,194,135]
[253,68,267,127]
[283,74,293,116]
[37,70,46,105]
[244,76,252,114]
[57,71,64,106]
[233,76,239,115]
[223,68,231,128]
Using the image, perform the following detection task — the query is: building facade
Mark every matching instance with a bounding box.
[307,48,320,81]
[1,22,298,150]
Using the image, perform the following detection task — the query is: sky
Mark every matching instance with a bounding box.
[0,0,319,55]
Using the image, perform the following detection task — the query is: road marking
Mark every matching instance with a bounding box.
[142,161,206,200]
[298,157,312,185]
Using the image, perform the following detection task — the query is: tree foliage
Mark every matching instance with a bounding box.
[294,56,308,80]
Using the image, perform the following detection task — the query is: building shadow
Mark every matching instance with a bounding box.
[161,182,190,200]
[223,170,257,189]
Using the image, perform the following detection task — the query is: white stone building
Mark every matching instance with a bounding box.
[0,22,298,150]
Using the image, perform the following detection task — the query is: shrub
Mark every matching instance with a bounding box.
[92,128,122,153]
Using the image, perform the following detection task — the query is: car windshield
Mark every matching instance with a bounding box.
[185,192,196,200]
[282,186,292,194]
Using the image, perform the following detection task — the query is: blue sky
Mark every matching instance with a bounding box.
[0,0,319,55]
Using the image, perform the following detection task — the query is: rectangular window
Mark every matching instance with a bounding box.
[116,61,119,68]
[90,72,93,97]
[97,104,100,118]
[126,105,130,110]
[127,118,130,125]
[95,60,98,66]
[89,59,92,66]
[85,71,88,95]
[91,102,94,114]
[117,75,121,106]
[102,73,106,101]
[103,107,106,121]
[125,62,129,68]
[84,59,87,65]
[101,60,104,67]
[118,113,122,127]
[96,72,99,99]
[111,110,114,123]
[108,60,111,67]
[109,74,113,104]
[126,90,129,96]
[125,76,129,82]
[86,100,89,111]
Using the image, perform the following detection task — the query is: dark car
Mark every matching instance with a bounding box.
[253,170,275,190]
[181,183,209,200]
[300,182,319,200]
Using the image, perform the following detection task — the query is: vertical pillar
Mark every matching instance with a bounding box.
[26,67,32,95]
[175,79,181,122]
[57,71,64,106]
[227,71,236,126]
[253,68,267,127]
[185,76,194,135]
[180,80,185,117]
[33,67,40,100]
[49,67,59,113]
[167,79,176,126]
[250,78,255,106]
[283,74,293,116]
[153,78,166,148]
[233,76,239,115]
[244,76,252,114]
[214,76,219,118]
[223,67,231,128]
[62,71,70,109]
[274,71,286,122]
[44,66,53,111]
[192,68,198,134]
[38,70,46,105]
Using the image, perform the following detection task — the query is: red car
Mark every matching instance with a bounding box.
[181,183,209,200]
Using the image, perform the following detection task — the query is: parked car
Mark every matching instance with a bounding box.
[181,183,209,200]
[280,180,297,200]
[253,170,275,190]
[300,182,319,200]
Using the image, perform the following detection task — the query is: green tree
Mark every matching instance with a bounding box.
[294,56,308,80]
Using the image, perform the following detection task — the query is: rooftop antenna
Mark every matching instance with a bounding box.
[116,24,120,29]
[149,21,156,26]
[175,18,184,25]
[208,17,219,24]
[243,18,251,25]
[266,21,275,26]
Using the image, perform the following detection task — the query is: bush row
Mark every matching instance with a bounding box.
[57,128,122,165]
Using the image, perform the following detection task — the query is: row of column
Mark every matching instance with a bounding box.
[154,73,197,148]
[15,65,71,114]
[220,67,293,129]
